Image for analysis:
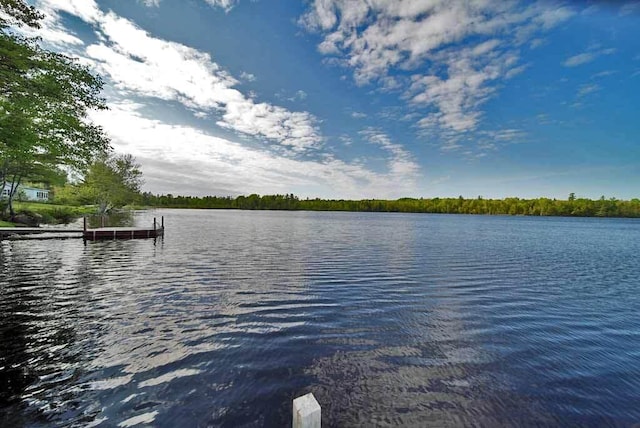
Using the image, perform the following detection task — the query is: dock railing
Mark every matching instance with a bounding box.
[82,216,164,240]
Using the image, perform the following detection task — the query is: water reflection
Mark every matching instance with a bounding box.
[0,240,87,426]
[0,249,38,406]
[86,211,134,228]
[0,211,639,426]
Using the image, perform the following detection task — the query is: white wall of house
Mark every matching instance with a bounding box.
[1,184,49,202]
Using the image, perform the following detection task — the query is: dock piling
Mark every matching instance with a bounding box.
[292,393,321,428]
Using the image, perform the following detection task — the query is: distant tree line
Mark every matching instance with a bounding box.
[139,193,640,218]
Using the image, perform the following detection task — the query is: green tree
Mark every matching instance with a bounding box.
[0,0,42,28]
[0,0,110,218]
[69,153,143,214]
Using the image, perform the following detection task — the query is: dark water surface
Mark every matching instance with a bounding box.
[1,210,639,427]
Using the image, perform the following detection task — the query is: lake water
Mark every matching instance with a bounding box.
[1,210,639,427]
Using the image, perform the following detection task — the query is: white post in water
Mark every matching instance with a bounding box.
[292,393,321,428]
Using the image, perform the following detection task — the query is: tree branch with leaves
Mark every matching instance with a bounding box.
[0,0,110,218]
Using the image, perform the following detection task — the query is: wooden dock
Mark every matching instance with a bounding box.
[82,216,164,240]
[0,217,164,241]
[0,227,83,237]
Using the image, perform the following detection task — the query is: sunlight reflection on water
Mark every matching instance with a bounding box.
[1,210,639,426]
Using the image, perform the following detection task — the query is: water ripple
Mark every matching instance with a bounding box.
[1,211,639,426]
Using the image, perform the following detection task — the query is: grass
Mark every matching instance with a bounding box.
[12,201,97,224]
[5,202,141,225]
[14,201,95,214]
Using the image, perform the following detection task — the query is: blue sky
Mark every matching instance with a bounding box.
[29,0,640,199]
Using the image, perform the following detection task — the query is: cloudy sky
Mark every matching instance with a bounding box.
[30,0,640,199]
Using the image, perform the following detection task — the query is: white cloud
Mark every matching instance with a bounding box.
[577,83,600,98]
[32,0,424,197]
[339,134,353,146]
[620,1,640,16]
[406,44,517,132]
[20,5,84,46]
[564,52,596,67]
[19,0,106,46]
[481,129,525,142]
[276,89,308,103]
[530,38,546,49]
[590,70,616,80]
[240,71,256,82]
[301,0,575,144]
[505,64,528,79]
[351,111,367,119]
[216,101,319,151]
[534,5,574,29]
[92,103,421,198]
[140,0,161,7]
[360,128,420,178]
[203,0,238,12]
[37,1,322,152]
[563,47,616,67]
[39,0,102,23]
[86,13,239,107]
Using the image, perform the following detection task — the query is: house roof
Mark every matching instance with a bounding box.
[2,184,48,192]
[22,187,50,192]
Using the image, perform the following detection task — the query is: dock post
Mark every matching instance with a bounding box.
[153,217,156,232]
[292,393,321,428]
[161,216,164,228]
[83,216,87,232]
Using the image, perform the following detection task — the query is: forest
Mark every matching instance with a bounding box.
[139,192,640,218]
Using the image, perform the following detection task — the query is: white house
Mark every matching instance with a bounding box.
[1,184,50,202]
